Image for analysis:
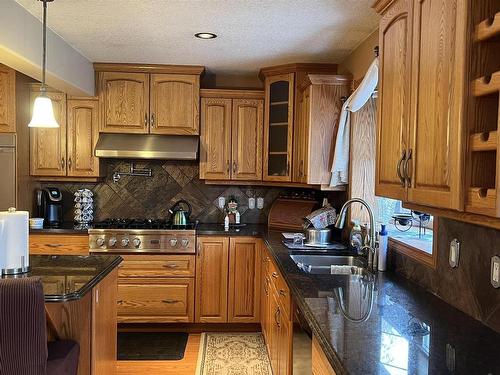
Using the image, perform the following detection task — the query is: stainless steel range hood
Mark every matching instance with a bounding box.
[95,134,199,160]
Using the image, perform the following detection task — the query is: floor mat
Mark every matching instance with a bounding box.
[196,332,272,375]
[117,332,189,360]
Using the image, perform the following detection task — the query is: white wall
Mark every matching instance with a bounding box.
[0,0,94,96]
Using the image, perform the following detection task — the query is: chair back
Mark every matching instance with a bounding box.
[0,277,47,375]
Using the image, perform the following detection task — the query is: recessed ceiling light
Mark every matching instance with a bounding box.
[195,32,217,39]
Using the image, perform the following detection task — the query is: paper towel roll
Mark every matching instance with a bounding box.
[0,208,29,274]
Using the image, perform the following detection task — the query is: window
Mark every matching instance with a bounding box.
[376,197,436,268]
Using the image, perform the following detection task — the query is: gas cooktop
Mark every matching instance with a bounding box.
[91,218,197,230]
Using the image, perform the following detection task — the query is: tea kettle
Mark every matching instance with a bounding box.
[169,200,192,226]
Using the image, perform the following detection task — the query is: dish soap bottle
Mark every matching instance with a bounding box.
[378,224,388,271]
[349,220,363,254]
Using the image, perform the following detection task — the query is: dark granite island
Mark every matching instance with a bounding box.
[11,255,122,375]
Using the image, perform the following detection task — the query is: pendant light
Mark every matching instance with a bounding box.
[29,0,59,128]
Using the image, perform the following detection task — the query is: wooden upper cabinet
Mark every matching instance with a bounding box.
[406,0,464,210]
[150,74,200,135]
[228,237,261,323]
[30,90,67,176]
[375,0,412,201]
[263,74,294,182]
[98,72,149,134]
[231,99,264,181]
[195,237,229,323]
[293,75,351,185]
[200,98,232,180]
[67,99,100,177]
[0,64,15,133]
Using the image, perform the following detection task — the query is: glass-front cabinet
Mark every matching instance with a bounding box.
[263,73,294,181]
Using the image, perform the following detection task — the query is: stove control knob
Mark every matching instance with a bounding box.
[181,238,189,247]
[108,237,117,247]
[121,238,130,247]
[96,238,105,247]
[132,238,141,248]
[170,238,178,247]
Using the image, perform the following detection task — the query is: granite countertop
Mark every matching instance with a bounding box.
[30,222,89,234]
[2,255,122,303]
[261,230,500,374]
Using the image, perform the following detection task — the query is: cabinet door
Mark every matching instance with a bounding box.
[150,74,200,135]
[263,74,294,182]
[98,72,149,134]
[117,279,194,323]
[228,237,261,323]
[375,0,412,200]
[30,90,67,176]
[67,99,100,177]
[0,64,15,133]
[195,237,229,323]
[406,0,463,210]
[278,314,292,375]
[199,98,232,180]
[232,99,264,181]
[92,269,118,375]
[269,292,281,375]
[293,87,310,183]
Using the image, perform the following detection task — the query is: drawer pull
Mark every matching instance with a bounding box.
[162,299,181,304]
[279,289,286,296]
[274,307,281,327]
[46,244,63,248]
[163,264,179,269]
[272,272,278,279]
[117,300,123,304]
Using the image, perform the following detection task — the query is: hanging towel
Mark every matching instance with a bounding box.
[330,57,379,187]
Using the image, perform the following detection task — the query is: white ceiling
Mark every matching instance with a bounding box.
[15,0,378,78]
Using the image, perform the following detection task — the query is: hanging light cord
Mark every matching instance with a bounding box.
[41,0,48,93]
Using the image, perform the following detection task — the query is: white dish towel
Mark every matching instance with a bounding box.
[330,57,379,187]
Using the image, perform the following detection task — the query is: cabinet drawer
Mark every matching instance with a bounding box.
[117,278,194,323]
[267,254,291,318]
[118,255,195,278]
[30,234,89,255]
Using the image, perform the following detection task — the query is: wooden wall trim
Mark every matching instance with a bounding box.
[258,63,338,81]
[200,89,264,99]
[93,63,205,75]
[306,74,353,86]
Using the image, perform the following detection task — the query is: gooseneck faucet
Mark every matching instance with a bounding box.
[335,198,377,271]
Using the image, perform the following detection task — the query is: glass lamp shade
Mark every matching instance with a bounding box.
[28,95,59,128]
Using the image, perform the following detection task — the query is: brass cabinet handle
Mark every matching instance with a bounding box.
[233,161,237,174]
[279,289,286,296]
[46,243,63,248]
[403,148,412,187]
[151,113,155,127]
[226,160,230,174]
[274,307,281,327]
[61,157,65,169]
[162,299,181,304]
[163,264,179,268]
[272,272,278,279]
[117,300,123,304]
[68,157,72,170]
[396,150,406,187]
[144,113,148,126]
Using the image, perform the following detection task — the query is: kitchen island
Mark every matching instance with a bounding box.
[5,255,122,375]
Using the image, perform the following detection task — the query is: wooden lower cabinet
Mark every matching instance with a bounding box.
[261,245,293,375]
[29,234,89,255]
[312,336,336,375]
[195,237,229,323]
[117,255,195,323]
[228,237,261,323]
[117,279,194,323]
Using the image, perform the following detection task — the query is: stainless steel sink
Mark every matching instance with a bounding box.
[290,254,368,275]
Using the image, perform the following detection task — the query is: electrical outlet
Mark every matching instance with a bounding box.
[449,239,460,268]
[257,197,264,210]
[491,256,500,288]
[218,196,225,209]
[248,197,255,209]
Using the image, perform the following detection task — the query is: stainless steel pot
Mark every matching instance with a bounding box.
[304,228,333,245]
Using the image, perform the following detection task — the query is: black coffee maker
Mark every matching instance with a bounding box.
[35,188,63,228]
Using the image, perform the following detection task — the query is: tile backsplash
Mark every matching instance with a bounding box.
[390,218,500,334]
[40,160,321,224]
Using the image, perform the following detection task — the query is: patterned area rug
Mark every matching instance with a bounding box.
[196,333,272,375]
